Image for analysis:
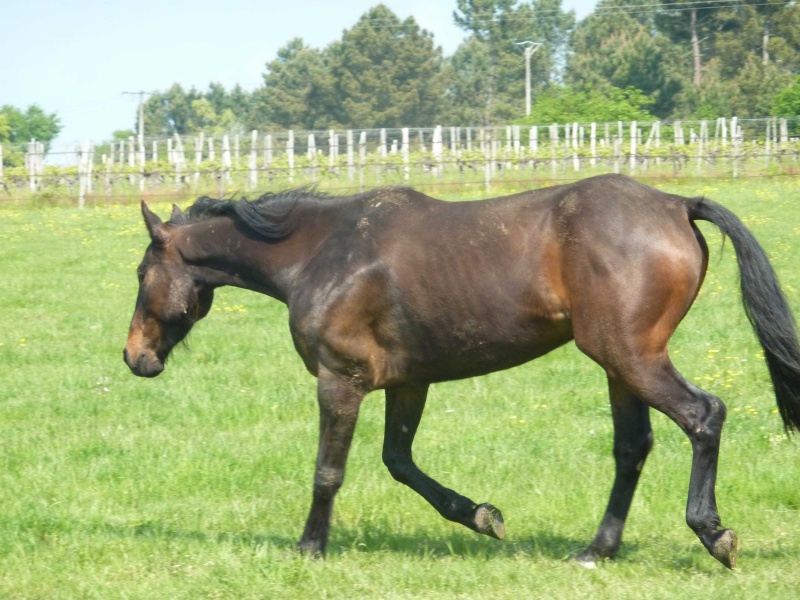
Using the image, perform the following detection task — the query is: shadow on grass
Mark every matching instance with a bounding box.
[331,527,655,565]
[329,527,600,560]
[94,520,297,551]
[89,518,645,563]
[85,517,797,573]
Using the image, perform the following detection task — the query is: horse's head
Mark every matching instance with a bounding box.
[123,202,214,377]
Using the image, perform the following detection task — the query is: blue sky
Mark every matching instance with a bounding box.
[2,0,598,147]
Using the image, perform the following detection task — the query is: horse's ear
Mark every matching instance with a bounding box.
[170,203,183,221]
[141,201,167,243]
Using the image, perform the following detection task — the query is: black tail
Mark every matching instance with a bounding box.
[689,198,800,432]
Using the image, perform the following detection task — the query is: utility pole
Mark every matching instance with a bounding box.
[516,42,542,116]
[122,91,155,139]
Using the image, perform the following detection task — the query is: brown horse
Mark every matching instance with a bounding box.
[123,174,800,568]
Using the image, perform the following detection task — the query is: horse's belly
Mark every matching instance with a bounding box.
[381,318,574,387]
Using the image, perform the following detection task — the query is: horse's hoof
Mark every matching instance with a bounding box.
[575,558,597,569]
[709,528,738,569]
[295,540,326,558]
[574,547,600,568]
[473,503,505,540]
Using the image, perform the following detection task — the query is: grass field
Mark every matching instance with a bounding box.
[0,177,799,598]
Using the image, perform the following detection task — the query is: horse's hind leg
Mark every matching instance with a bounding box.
[600,356,737,568]
[576,377,652,566]
[382,385,505,539]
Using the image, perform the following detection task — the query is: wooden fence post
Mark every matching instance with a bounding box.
[513,125,520,157]
[731,117,739,178]
[328,130,336,170]
[137,135,145,191]
[174,134,184,188]
[27,140,37,192]
[359,131,367,191]
[249,130,258,190]
[401,127,409,181]
[78,140,90,208]
[698,121,707,174]
[572,122,580,172]
[286,130,295,183]
[264,134,272,168]
[721,118,728,148]
[347,130,355,182]
[379,128,387,159]
[307,133,317,181]
[87,141,94,194]
[222,135,232,188]
[127,136,136,186]
[765,120,771,169]
[630,121,637,173]
[433,125,443,177]
[484,129,491,193]
[194,132,204,189]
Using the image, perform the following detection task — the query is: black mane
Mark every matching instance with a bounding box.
[171,187,328,240]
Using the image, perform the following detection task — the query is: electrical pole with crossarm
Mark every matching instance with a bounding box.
[122,91,155,139]
[515,42,542,116]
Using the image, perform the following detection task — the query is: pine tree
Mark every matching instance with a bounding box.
[258,38,338,130]
[567,0,684,117]
[326,5,444,128]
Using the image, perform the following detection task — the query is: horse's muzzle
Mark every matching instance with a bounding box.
[123,347,164,378]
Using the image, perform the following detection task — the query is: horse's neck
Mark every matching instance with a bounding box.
[179,216,316,303]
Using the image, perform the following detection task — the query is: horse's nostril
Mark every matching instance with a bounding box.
[123,348,129,363]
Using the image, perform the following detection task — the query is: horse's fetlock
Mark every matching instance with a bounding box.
[441,497,472,521]
[686,508,721,534]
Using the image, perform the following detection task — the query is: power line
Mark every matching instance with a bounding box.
[341,0,795,30]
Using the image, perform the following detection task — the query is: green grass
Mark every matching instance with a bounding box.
[0,178,799,598]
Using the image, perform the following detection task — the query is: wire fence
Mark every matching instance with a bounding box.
[3,116,800,206]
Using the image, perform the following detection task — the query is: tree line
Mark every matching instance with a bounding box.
[4,0,800,167]
[132,0,800,138]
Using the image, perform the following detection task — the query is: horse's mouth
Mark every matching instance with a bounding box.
[123,349,164,377]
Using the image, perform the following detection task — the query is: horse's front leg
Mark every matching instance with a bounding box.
[296,366,365,557]
[382,385,505,539]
